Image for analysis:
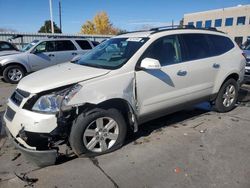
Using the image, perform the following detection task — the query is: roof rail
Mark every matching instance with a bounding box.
[46,35,87,39]
[150,25,224,34]
[150,25,195,31]
[119,25,224,36]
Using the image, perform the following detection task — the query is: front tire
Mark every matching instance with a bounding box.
[69,108,127,157]
[3,65,25,84]
[214,78,239,112]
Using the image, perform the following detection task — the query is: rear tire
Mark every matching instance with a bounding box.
[214,78,239,112]
[69,108,127,157]
[3,65,25,84]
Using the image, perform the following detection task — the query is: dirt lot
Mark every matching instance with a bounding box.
[0,78,250,188]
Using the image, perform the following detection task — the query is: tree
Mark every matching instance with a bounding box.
[38,20,61,33]
[80,11,123,35]
[81,20,95,34]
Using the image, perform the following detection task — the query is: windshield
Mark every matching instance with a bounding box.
[21,40,39,52]
[75,37,148,69]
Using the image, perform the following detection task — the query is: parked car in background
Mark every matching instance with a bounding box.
[3,26,245,166]
[0,38,98,83]
[241,39,250,82]
[0,41,19,56]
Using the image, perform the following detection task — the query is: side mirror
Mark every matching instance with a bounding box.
[140,58,161,70]
[71,55,81,63]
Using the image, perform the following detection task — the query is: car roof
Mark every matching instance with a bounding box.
[38,38,90,42]
[116,27,227,39]
[115,31,153,38]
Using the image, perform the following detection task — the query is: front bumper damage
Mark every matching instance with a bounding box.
[12,137,58,167]
[3,118,58,167]
[3,96,73,166]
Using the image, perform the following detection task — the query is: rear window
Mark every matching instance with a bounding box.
[181,34,211,61]
[76,40,92,50]
[207,35,234,56]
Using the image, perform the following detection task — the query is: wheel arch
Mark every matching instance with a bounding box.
[96,98,138,132]
[73,98,139,133]
[211,72,240,101]
[2,62,28,74]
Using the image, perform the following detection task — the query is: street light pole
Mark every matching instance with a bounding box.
[59,0,62,33]
[49,0,54,33]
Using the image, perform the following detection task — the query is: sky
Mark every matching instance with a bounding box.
[0,0,249,34]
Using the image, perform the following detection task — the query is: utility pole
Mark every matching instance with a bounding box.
[59,0,62,33]
[49,0,54,33]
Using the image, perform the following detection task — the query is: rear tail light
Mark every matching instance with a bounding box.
[242,52,247,60]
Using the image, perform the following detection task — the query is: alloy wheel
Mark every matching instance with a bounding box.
[7,68,23,82]
[83,117,119,153]
[222,84,236,107]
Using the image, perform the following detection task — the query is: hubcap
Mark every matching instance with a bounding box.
[8,68,23,81]
[222,84,236,107]
[83,117,119,153]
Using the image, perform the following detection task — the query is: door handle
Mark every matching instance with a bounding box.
[72,52,77,55]
[177,70,187,76]
[213,63,220,69]
[48,54,55,57]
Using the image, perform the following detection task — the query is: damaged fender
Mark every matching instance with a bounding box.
[65,72,139,131]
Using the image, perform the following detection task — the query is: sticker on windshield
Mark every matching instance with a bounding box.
[126,38,143,42]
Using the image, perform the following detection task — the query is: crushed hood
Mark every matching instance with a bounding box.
[18,62,110,93]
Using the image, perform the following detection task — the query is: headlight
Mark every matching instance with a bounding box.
[32,84,82,113]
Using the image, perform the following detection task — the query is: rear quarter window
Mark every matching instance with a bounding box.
[76,40,92,50]
[207,35,234,56]
[91,41,100,47]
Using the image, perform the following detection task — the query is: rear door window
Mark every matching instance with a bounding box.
[180,34,211,61]
[75,40,92,50]
[54,40,76,51]
[207,35,234,55]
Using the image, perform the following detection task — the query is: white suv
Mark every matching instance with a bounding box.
[0,38,99,83]
[3,27,246,166]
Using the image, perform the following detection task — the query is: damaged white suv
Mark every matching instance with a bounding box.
[3,27,246,166]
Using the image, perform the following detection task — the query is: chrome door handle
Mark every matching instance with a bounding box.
[177,70,187,76]
[213,63,220,69]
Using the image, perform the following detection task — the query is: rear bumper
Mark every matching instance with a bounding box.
[3,119,58,167]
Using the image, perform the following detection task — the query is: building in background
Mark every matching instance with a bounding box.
[183,4,250,45]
